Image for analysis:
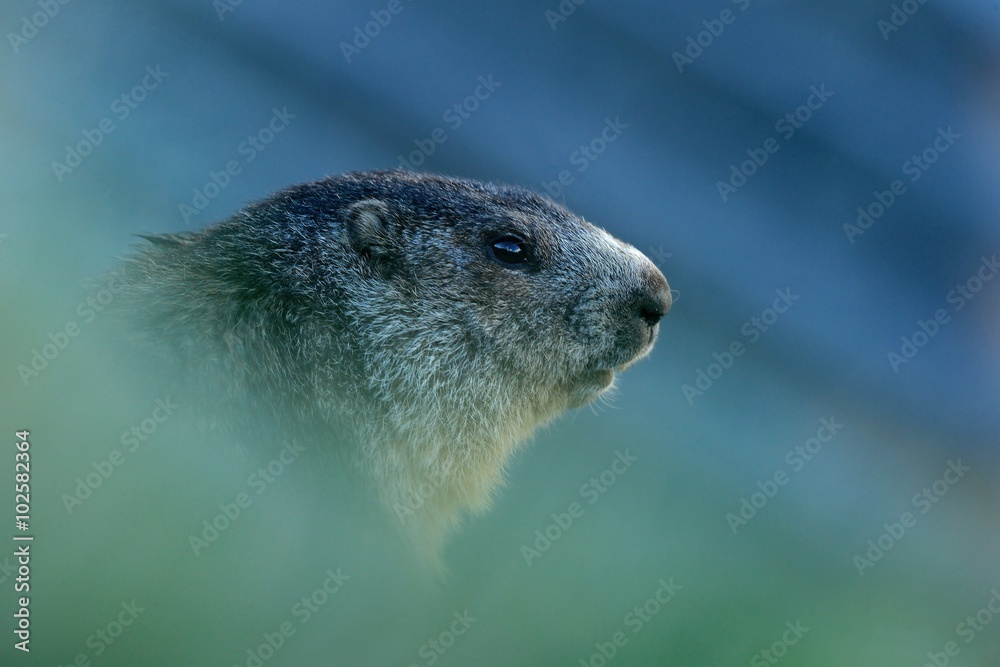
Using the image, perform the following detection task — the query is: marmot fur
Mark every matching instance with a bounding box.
[116,170,670,558]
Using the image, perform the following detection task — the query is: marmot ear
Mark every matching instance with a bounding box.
[344,199,398,262]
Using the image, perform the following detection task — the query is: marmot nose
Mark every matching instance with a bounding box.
[634,271,671,328]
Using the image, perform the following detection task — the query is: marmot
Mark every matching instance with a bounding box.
[115,169,670,558]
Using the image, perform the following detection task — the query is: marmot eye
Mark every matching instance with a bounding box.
[489,235,530,265]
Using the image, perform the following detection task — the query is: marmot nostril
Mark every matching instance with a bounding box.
[635,278,672,328]
[639,301,666,327]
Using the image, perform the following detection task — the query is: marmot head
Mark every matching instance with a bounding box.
[121,170,671,557]
[295,171,670,414]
